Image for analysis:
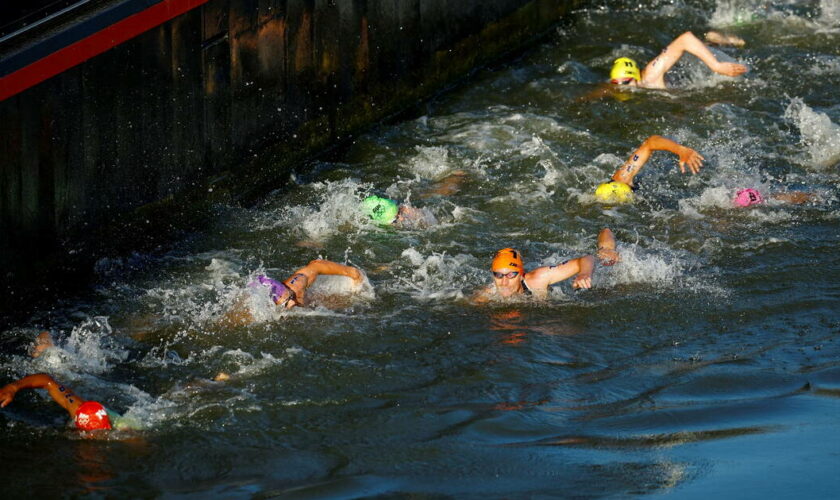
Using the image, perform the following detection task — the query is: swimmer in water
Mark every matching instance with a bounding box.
[472,228,619,302]
[733,188,815,208]
[594,135,704,203]
[362,195,430,227]
[220,259,366,326]
[609,31,748,89]
[0,373,134,432]
[360,171,466,228]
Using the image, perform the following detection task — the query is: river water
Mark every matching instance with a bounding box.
[1,0,839,497]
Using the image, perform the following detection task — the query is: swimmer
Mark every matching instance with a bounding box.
[31,330,54,358]
[733,188,815,207]
[472,228,619,302]
[0,373,134,432]
[610,31,747,89]
[595,135,704,203]
[220,259,365,326]
[360,171,466,228]
[361,195,435,228]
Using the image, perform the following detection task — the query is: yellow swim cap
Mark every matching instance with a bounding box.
[610,57,640,82]
[594,181,634,203]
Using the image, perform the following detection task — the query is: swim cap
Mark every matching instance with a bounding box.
[249,275,290,305]
[361,196,399,225]
[734,188,763,207]
[594,181,634,203]
[492,248,524,272]
[75,401,112,431]
[610,57,641,82]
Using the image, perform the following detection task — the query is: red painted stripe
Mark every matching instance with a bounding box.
[0,0,210,101]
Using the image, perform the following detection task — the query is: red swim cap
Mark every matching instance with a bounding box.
[74,401,112,431]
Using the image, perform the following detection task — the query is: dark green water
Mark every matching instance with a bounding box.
[1,0,839,497]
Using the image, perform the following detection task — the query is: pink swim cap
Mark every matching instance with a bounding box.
[734,188,763,207]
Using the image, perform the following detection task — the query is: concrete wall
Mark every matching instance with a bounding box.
[0,0,580,294]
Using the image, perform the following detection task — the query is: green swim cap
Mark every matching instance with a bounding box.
[361,196,399,224]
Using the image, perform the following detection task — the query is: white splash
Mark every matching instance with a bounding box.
[819,0,840,26]
[784,98,840,169]
[398,248,476,299]
[601,245,685,286]
[34,317,127,376]
[407,146,453,179]
[710,0,765,27]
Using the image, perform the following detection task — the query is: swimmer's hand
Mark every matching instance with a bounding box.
[713,61,748,77]
[0,384,18,407]
[677,147,705,175]
[572,272,592,290]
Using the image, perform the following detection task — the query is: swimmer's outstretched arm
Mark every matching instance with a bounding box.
[611,135,704,186]
[640,31,747,88]
[0,374,84,418]
[527,255,596,291]
[289,260,364,288]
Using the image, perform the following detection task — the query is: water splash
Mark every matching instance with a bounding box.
[784,97,840,169]
[398,248,478,300]
[710,0,768,27]
[407,146,454,180]
[33,317,127,376]
[819,0,840,26]
[255,179,372,242]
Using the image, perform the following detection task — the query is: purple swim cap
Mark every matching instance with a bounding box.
[734,188,763,207]
[248,275,290,305]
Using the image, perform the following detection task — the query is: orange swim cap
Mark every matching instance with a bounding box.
[491,248,523,272]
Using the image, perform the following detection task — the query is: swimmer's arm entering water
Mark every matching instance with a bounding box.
[596,228,620,266]
[290,260,363,286]
[640,31,748,89]
[0,373,84,418]
[611,135,704,187]
[286,260,364,305]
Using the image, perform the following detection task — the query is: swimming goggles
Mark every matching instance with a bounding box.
[492,271,520,279]
[276,287,297,308]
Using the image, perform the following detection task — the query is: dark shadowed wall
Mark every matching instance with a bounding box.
[0,0,581,293]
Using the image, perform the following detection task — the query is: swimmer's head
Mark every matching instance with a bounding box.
[361,196,399,225]
[491,248,524,296]
[75,401,112,431]
[492,248,524,273]
[610,57,640,84]
[594,181,634,204]
[734,188,763,207]
[250,275,294,306]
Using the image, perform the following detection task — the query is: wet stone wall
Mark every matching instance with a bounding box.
[0,0,580,298]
